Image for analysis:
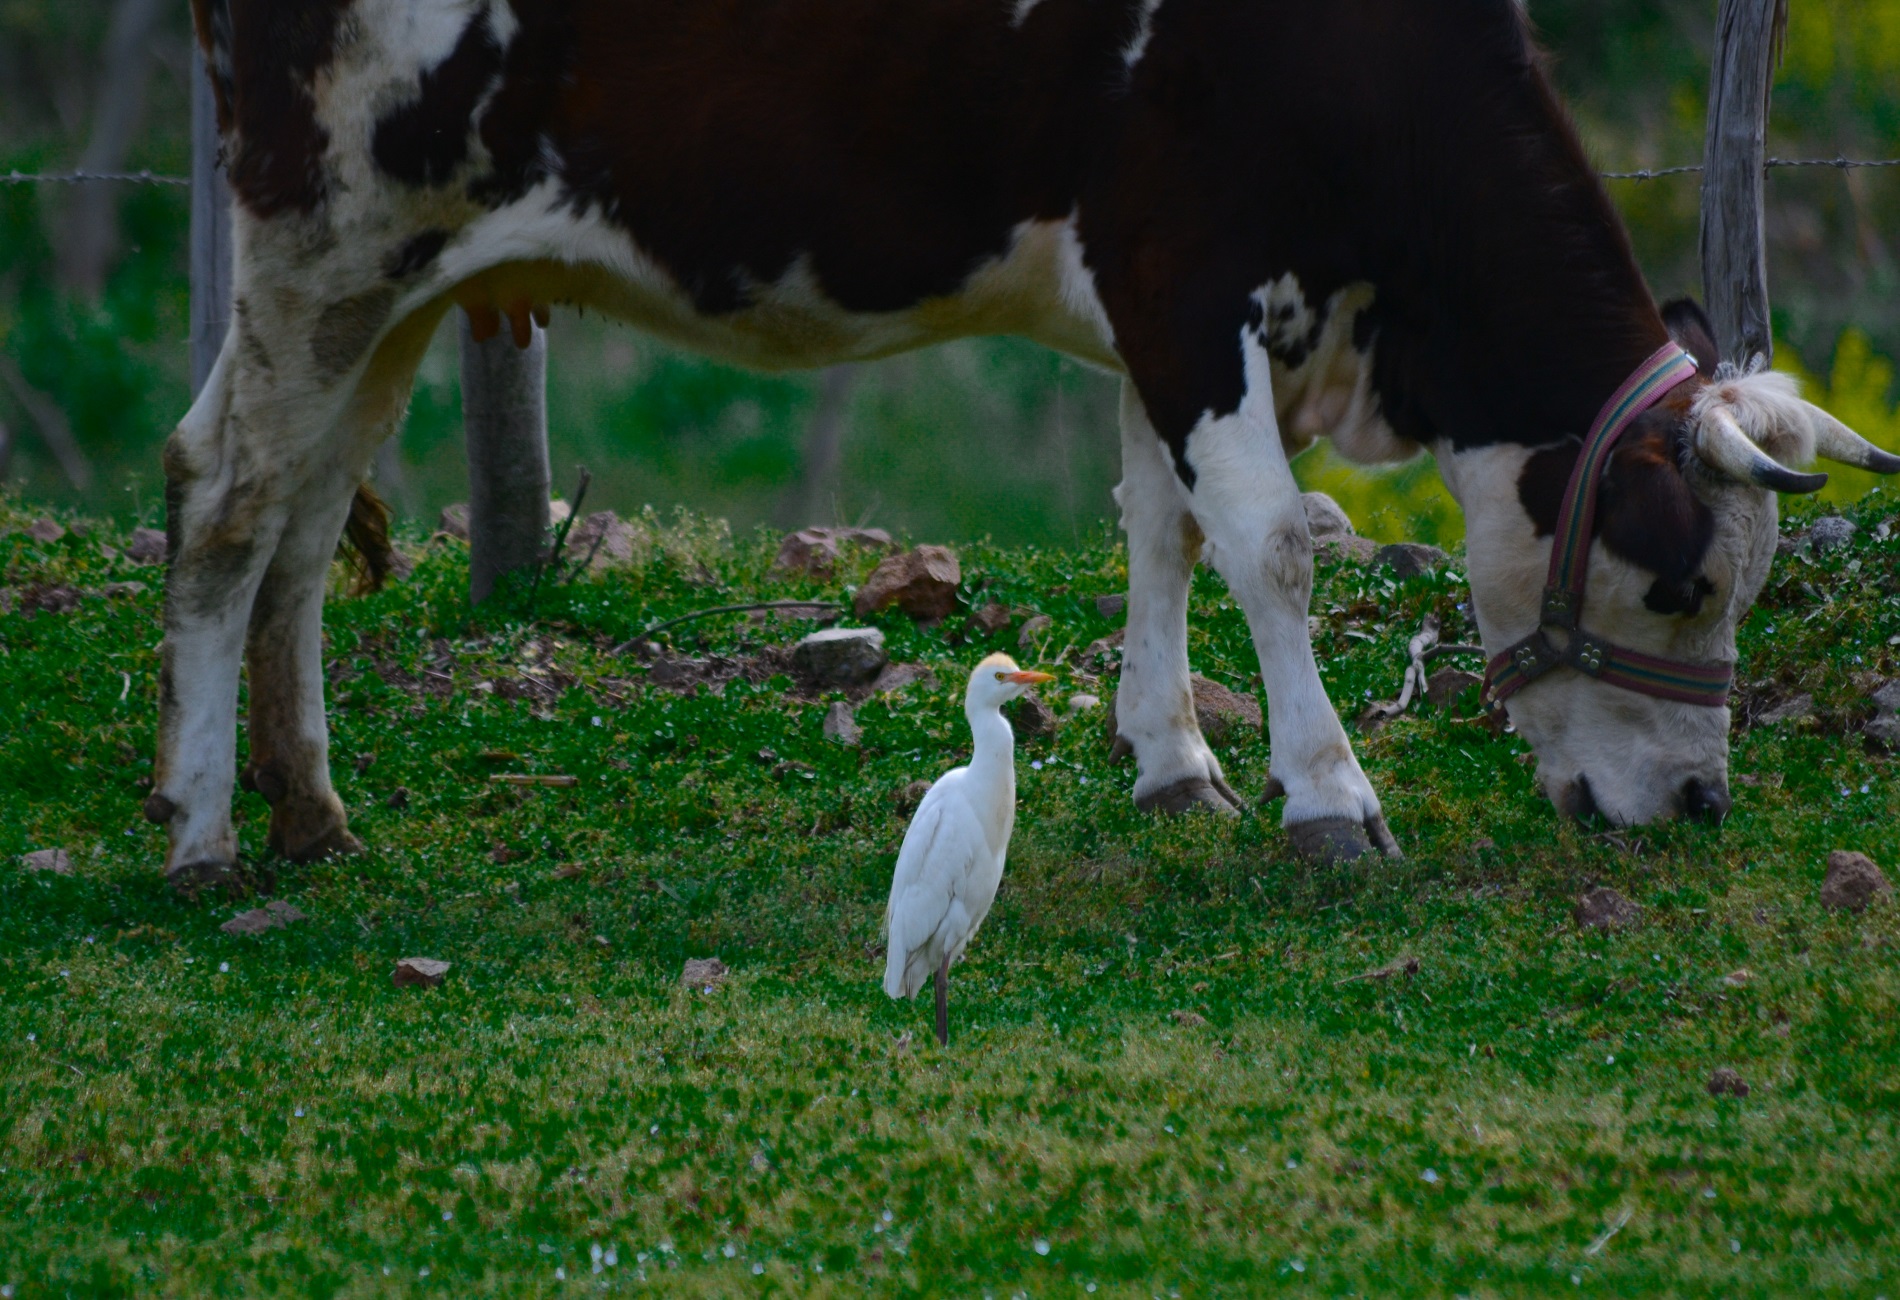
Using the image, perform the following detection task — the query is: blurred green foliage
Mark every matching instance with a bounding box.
[1,0,1897,545]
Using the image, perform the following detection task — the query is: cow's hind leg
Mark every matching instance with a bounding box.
[239,306,447,864]
[1112,380,1245,815]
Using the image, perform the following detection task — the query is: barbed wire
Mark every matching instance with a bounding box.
[1603,155,1900,180]
[3,157,1896,189]
[2,169,189,186]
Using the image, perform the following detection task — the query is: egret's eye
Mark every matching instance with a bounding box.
[994,671,1006,680]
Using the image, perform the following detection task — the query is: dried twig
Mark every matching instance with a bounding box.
[609,601,840,654]
[1360,614,1441,726]
[1335,955,1421,986]
[489,773,579,788]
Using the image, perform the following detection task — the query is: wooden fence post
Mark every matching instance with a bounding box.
[1700,0,1787,368]
[188,44,232,398]
[458,314,551,603]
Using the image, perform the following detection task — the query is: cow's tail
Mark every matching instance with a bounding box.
[339,483,398,595]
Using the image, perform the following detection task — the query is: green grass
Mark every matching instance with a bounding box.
[3,493,1899,1297]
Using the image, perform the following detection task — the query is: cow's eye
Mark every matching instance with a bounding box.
[1643,575,1715,617]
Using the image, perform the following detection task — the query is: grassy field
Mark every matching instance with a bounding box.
[3,492,1899,1297]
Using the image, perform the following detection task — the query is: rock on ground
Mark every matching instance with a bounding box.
[1757,693,1815,727]
[1068,693,1102,715]
[1317,536,1379,565]
[1094,593,1127,618]
[1375,542,1451,577]
[1820,849,1892,912]
[894,779,934,813]
[1707,1067,1750,1098]
[1105,675,1262,749]
[21,848,73,875]
[853,545,961,621]
[220,900,309,936]
[438,503,471,540]
[125,527,168,564]
[823,701,862,746]
[968,602,1012,635]
[681,957,728,989]
[1864,680,1900,745]
[1808,515,1857,554]
[565,511,642,570]
[1080,629,1124,673]
[1007,692,1058,742]
[1425,667,1481,711]
[393,957,451,987]
[1017,613,1054,647]
[792,627,888,687]
[1574,887,1642,931]
[25,518,65,544]
[1301,491,1355,541]
[773,526,895,576]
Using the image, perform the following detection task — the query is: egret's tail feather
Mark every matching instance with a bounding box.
[884,944,937,1000]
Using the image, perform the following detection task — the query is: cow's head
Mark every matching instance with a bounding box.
[1439,301,1900,825]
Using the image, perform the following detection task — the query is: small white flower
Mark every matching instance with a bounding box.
[442,1210,452,1221]
[1703,1187,1716,1200]
[721,1243,736,1258]
[604,1248,617,1268]
[752,1263,765,1275]
[554,1267,565,1280]
[1422,1168,1440,1184]
[1730,1239,1741,1254]
[1290,1260,1306,1273]
[1606,1055,1615,1064]
[419,1268,430,1278]
[293,1108,305,1118]
[1033,1239,1051,1256]
[650,1124,659,1135]
[219,962,229,973]
[592,716,603,726]
[882,1209,893,1222]
[1030,760,1043,770]
[1285,1159,1297,1170]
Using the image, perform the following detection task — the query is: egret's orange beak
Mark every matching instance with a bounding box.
[1006,670,1055,684]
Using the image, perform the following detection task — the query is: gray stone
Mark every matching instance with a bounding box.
[894,779,934,813]
[438,503,471,540]
[772,526,894,576]
[221,900,309,935]
[1574,887,1642,931]
[1707,1067,1750,1098]
[1425,667,1482,711]
[1301,491,1356,541]
[1105,675,1262,749]
[566,510,642,570]
[125,527,167,564]
[1316,536,1379,565]
[393,957,451,987]
[1375,542,1451,577]
[1758,693,1815,727]
[1872,680,1900,715]
[1081,630,1124,672]
[681,956,728,989]
[1821,850,1892,913]
[968,602,1012,634]
[854,545,961,621]
[1007,692,1058,741]
[1866,714,1900,747]
[25,518,64,544]
[823,701,862,746]
[1808,515,1857,554]
[1094,593,1127,619]
[1067,693,1102,715]
[1017,613,1054,647]
[792,627,888,687]
[21,848,72,875]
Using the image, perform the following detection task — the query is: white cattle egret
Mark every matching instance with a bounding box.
[883,653,1054,1045]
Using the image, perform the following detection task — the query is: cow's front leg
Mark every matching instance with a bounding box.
[1176,365,1400,863]
[1112,381,1245,815]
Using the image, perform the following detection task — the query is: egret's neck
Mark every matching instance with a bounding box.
[964,699,1018,838]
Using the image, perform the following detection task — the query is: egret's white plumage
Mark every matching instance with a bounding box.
[883,653,1052,1040]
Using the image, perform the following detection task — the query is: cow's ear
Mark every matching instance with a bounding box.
[1596,406,1716,587]
[1660,298,1719,378]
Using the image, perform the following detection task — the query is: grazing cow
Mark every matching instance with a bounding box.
[153,0,1897,890]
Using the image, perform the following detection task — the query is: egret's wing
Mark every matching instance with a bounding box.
[882,774,985,999]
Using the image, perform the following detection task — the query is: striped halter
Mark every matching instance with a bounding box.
[1482,342,1732,714]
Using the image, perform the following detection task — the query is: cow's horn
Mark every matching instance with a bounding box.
[1809,407,1900,474]
[1694,408,1828,494]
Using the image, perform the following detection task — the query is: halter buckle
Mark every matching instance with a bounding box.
[1512,640,1546,674]
[1572,639,1607,675]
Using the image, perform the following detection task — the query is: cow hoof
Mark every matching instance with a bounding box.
[1136,776,1245,817]
[1286,817,1379,864]
[270,821,366,864]
[165,857,241,898]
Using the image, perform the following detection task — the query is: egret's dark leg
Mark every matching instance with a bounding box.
[935,956,949,1047]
